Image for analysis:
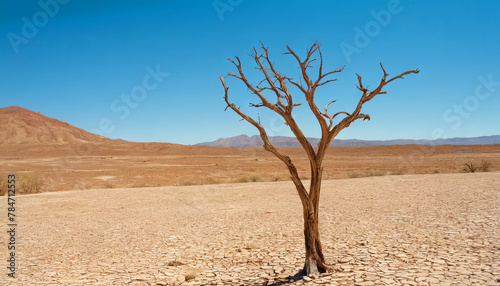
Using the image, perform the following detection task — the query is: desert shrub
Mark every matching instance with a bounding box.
[237,174,261,183]
[174,178,199,186]
[389,169,404,175]
[103,181,115,189]
[207,178,223,184]
[464,161,492,173]
[19,173,44,194]
[479,161,492,172]
[463,161,477,173]
[348,170,387,178]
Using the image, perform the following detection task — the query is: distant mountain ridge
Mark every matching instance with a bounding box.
[3,106,498,147]
[196,134,500,148]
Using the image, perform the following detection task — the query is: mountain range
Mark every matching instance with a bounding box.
[196,134,500,148]
[1,106,498,147]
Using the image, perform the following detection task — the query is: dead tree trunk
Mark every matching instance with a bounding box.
[302,200,326,275]
[220,41,418,276]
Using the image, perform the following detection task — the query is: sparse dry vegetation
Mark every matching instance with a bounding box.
[103,181,115,189]
[236,174,261,183]
[1,143,498,194]
[19,173,44,194]
[479,160,492,172]
[0,173,45,195]
[463,161,478,173]
[174,177,223,186]
[0,175,8,196]
[348,169,387,178]
[463,161,492,173]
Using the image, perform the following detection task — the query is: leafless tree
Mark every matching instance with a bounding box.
[219,42,419,276]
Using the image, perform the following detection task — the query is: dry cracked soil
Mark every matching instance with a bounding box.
[1,172,499,285]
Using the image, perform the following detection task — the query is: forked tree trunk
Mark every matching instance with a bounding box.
[299,168,328,276]
[302,202,327,275]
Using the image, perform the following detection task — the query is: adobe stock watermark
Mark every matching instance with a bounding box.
[397,73,499,172]
[442,74,499,131]
[268,116,288,136]
[267,113,302,137]
[339,0,403,63]
[91,64,169,136]
[213,0,243,21]
[7,0,70,54]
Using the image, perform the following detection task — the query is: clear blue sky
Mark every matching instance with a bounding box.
[1,0,499,145]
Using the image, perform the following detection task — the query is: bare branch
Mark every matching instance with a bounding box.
[287,77,307,94]
[323,65,419,153]
[226,56,284,115]
[332,111,351,119]
[220,75,309,202]
[316,78,338,87]
[320,100,351,129]
[223,43,418,202]
[250,44,291,111]
[285,43,346,143]
[385,64,420,85]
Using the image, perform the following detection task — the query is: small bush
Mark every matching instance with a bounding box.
[463,161,477,173]
[479,161,492,172]
[103,181,115,189]
[348,170,387,178]
[19,173,44,194]
[389,169,404,175]
[174,178,199,186]
[205,177,223,185]
[237,174,261,183]
[464,161,492,173]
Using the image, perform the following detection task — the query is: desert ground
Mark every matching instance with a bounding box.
[1,142,499,193]
[1,172,499,285]
[1,141,499,285]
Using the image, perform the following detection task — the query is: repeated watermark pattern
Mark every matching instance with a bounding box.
[397,73,498,172]
[442,74,499,132]
[213,0,243,21]
[7,0,70,54]
[43,65,168,198]
[91,64,169,136]
[339,0,403,63]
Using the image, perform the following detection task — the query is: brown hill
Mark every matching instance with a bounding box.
[0,106,111,144]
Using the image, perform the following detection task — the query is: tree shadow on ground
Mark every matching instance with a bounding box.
[263,273,306,285]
